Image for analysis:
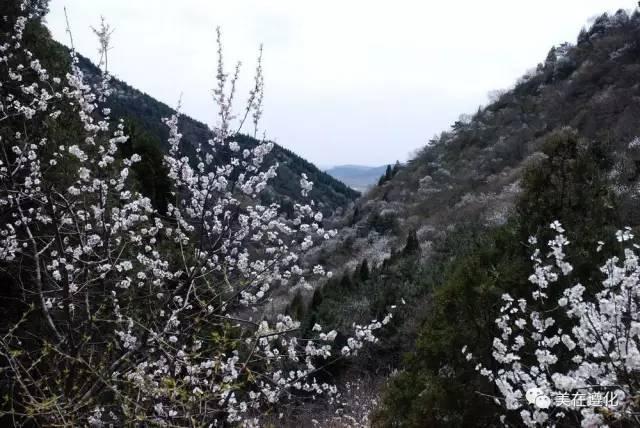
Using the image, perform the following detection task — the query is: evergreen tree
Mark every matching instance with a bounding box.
[311,287,323,309]
[384,164,393,181]
[121,120,172,213]
[391,160,401,177]
[340,273,352,290]
[378,164,393,186]
[351,206,360,226]
[403,229,420,255]
[359,259,370,282]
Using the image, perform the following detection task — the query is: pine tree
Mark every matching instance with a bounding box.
[359,259,370,282]
[391,161,401,177]
[121,120,172,213]
[378,164,393,186]
[384,164,393,181]
[351,206,360,226]
[311,287,323,309]
[403,229,420,255]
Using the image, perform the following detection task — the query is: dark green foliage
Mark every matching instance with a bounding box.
[0,3,75,328]
[373,131,633,427]
[358,259,370,282]
[383,165,392,182]
[367,211,398,234]
[377,165,392,186]
[310,287,323,310]
[402,229,420,255]
[517,129,616,237]
[120,120,173,213]
[517,130,620,294]
[339,273,353,290]
[350,206,361,226]
[391,161,401,177]
[377,162,401,186]
[377,168,388,186]
[373,223,528,427]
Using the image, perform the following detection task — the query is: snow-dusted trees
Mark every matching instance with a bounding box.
[0,2,386,426]
[465,222,640,427]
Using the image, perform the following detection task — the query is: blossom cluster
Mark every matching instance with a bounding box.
[0,3,390,426]
[464,221,640,427]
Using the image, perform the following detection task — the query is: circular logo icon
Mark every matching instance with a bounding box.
[526,387,551,408]
[534,394,551,409]
[525,387,544,404]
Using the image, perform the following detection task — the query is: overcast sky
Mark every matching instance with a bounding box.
[46,1,629,167]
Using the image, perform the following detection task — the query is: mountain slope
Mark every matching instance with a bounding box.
[306,2,640,397]
[316,9,640,273]
[293,10,640,426]
[68,49,359,214]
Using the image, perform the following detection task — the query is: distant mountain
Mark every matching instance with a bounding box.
[66,50,359,215]
[325,164,388,192]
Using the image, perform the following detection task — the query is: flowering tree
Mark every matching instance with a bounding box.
[0,2,388,426]
[465,221,640,427]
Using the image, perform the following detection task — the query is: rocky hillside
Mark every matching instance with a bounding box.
[288,10,640,427]
[316,9,640,273]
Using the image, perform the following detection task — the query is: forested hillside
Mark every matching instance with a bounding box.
[5,1,640,426]
[0,2,366,426]
[293,9,640,427]
[316,9,640,273]
[71,49,359,214]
